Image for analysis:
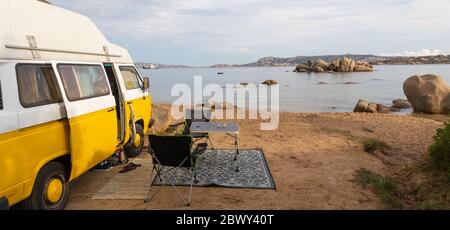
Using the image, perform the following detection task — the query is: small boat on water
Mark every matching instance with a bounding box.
[217,72,224,75]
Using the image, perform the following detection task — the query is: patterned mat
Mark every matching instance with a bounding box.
[153,149,276,189]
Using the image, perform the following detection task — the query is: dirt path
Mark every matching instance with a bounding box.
[66,109,442,210]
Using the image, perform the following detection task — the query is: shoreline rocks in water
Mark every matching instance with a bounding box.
[367,102,378,113]
[262,80,278,85]
[354,99,369,112]
[353,99,405,113]
[403,74,450,114]
[294,57,373,73]
[392,99,412,109]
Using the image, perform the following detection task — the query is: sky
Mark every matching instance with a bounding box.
[51,0,450,66]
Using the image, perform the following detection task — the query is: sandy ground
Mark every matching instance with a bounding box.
[66,105,442,210]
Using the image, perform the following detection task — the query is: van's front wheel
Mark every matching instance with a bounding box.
[24,162,70,210]
[125,123,144,158]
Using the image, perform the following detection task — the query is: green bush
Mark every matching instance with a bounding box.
[363,139,390,154]
[355,168,402,209]
[429,122,450,180]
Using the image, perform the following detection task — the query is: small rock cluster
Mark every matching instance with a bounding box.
[294,57,373,73]
[353,99,411,113]
[262,80,278,85]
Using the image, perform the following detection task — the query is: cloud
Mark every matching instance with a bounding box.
[381,49,446,57]
[50,0,450,65]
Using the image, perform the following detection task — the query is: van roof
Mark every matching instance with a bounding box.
[0,0,134,64]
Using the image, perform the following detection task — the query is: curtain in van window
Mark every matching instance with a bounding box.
[77,66,95,96]
[16,65,61,107]
[58,65,110,101]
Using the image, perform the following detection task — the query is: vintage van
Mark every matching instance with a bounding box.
[0,0,152,209]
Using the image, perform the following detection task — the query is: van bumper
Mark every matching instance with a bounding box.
[0,197,9,210]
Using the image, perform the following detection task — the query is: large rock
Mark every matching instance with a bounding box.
[313,66,325,73]
[294,58,373,73]
[329,59,340,72]
[294,64,309,72]
[339,58,356,72]
[403,74,450,114]
[312,60,329,70]
[354,62,374,72]
[392,99,412,109]
[354,99,369,112]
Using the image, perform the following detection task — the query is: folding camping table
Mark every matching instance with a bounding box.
[190,121,240,172]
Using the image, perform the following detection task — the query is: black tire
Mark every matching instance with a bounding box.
[124,123,144,158]
[23,162,70,210]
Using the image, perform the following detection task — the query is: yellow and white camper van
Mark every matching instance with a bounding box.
[0,0,152,210]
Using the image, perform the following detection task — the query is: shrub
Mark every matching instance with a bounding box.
[363,139,390,154]
[429,122,450,180]
[355,169,402,209]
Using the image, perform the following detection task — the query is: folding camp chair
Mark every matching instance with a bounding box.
[182,108,214,149]
[144,135,207,206]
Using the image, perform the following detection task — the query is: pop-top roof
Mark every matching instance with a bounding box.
[0,0,134,63]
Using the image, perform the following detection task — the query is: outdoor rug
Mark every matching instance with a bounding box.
[92,156,153,200]
[153,149,276,189]
[92,149,275,200]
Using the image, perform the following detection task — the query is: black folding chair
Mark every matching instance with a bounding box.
[144,135,207,206]
[182,108,214,149]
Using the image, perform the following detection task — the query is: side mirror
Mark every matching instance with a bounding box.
[143,77,150,89]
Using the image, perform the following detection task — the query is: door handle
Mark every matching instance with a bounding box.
[107,108,115,112]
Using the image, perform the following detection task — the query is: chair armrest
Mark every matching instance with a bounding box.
[192,143,208,157]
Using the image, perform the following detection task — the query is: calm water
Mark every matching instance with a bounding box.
[143,65,450,113]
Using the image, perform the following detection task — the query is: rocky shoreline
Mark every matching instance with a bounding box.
[352,74,450,116]
[136,55,450,69]
[294,57,373,73]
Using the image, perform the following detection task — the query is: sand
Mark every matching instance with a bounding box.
[65,104,443,210]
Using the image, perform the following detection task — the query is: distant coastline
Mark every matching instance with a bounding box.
[136,54,450,69]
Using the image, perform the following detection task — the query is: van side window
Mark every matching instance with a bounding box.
[119,66,142,90]
[57,64,110,101]
[16,64,62,108]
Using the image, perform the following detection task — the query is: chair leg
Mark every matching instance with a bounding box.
[167,168,189,206]
[144,181,164,204]
[146,157,195,207]
[188,167,196,206]
[145,164,170,203]
[144,166,161,203]
[193,167,199,184]
[207,137,214,150]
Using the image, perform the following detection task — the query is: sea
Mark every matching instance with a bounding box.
[142,65,450,117]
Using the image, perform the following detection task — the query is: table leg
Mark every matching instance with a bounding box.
[235,132,239,172]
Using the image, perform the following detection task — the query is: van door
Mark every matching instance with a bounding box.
[103,63,125,143]
[116,65,150,152]
[55,64,117,179]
